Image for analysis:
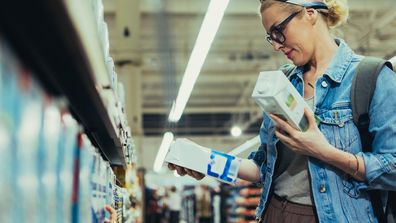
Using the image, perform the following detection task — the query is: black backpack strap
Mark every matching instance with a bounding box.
[386,192,396,223]
[386,191,396,223]
[351,57,393,152]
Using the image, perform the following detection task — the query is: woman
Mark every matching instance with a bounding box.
[169,0,396,222]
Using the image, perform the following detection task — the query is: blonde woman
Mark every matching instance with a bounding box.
[170,0,396,222]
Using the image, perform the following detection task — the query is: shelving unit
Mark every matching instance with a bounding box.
[0,0,126,166]
[222,182,262,223]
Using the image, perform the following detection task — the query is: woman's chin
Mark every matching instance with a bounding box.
[290,58,306,67]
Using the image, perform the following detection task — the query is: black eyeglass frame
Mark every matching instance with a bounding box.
[259,0,329,10]
[266,10,302,45]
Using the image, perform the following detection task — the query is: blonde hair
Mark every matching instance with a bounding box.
[260,0,349,28]
[322,0,348,28]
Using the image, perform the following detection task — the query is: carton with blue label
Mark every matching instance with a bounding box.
[165,138,241,184]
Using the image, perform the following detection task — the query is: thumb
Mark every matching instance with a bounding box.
[304,108,317,128]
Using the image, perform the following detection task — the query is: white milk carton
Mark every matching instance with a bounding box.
[165,138,241,184]
[252,70,313,131]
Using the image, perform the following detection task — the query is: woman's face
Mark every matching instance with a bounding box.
[261,4,315,66]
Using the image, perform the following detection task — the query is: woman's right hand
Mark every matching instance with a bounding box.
[167,163,205,180]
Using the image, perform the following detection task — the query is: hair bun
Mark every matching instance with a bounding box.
[323,0,349,28]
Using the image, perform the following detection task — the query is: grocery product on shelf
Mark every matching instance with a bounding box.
[222,180,262,223]
[0,34,136,223]
[0,0,141,220]
[56,113,79,223]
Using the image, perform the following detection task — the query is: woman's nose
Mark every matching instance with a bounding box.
[272,41,283,51]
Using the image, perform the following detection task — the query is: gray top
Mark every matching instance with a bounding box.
[273,96,314,205]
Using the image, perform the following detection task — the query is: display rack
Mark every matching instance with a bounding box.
[222,182,261,223]
[0,0,125,166]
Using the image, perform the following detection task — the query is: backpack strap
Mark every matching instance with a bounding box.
[351,57,393,152]
[386,192,396,223]
[351,57,393,223]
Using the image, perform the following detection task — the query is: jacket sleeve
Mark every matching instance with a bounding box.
[248,113,270,168]
[360,66,396,190]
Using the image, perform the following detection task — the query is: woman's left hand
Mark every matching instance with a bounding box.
[269,108,331,159]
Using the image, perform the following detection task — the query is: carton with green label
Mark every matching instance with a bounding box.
[252,70,313,131]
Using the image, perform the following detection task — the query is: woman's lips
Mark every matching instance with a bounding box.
[285,50,293,59]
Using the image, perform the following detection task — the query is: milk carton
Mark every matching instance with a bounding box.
[165,138,241,184]
[252,70,313,131]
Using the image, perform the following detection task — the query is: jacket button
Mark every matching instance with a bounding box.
[319,184,326,193]
[321,81,328,88]
[338,122,345,128]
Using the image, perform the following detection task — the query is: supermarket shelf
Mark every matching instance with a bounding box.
[229,212,256,218]
[0,0,125,166]
[236,203,259,208]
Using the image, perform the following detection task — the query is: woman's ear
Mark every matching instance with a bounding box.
[305,8,319,25]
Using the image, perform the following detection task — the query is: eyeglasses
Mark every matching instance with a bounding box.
[266,10,302,45]
[260,0,328,10]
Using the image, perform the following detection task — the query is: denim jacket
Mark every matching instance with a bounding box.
[248,39,396,223]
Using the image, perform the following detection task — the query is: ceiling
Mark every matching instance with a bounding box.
[103,0,396,138]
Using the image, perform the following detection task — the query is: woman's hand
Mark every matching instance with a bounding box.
[270,108,366,181]
[168,163,205,180]
[104,205,118,223]
[269,108,331,159]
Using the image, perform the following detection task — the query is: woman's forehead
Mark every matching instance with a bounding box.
[261,5,289,27]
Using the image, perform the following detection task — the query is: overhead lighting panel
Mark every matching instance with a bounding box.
[168,0,230,122]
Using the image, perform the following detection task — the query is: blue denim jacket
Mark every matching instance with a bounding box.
[248,39,396,223]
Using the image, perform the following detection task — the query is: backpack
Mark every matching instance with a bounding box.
[281,57,395,223]
[351,57,395,223]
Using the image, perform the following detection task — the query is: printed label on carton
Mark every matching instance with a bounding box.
[207,150,240,184]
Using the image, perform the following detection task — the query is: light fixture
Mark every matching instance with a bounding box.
[229,135,260,155]
[168,0,230,122]
[153,132,174,172]
[230,126,242,137]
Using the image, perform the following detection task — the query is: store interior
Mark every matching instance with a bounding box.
[0,0,395,222]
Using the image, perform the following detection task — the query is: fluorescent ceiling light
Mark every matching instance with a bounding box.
[153,132,174,172]
[230,126,242,137]
[168,0,230,122]
[228,135,260,156]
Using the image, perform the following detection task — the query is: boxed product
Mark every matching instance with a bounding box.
[252,70,313,131]
[164,138,241,184]
[56,113,79,223]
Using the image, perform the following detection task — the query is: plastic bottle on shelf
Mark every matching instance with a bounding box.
[0,43,17,223]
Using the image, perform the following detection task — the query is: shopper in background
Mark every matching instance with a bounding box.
[169,0,396,222]
[147,189,163,223]
[196,185,212,223]
[162,190,170,223]
[167,186,182,223]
